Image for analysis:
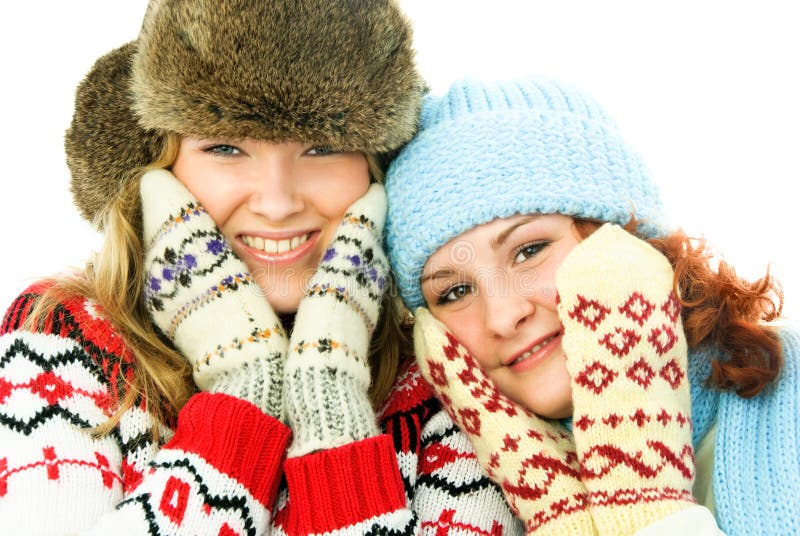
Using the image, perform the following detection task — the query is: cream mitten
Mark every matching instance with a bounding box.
[556,224,695,535]
[141,169,288,420]
[284,184,389,456]
[414,308,597,535]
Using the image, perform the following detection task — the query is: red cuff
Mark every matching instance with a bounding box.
[282,435,406,534]
[164,392,291,506]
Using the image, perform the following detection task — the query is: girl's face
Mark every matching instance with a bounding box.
[172,138,370,313]
[420,214,581,419]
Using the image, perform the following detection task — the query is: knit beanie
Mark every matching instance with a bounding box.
[66,0,425,229]
[385,76,668,310]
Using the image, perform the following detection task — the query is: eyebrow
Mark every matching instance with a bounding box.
[420,268,456,284]
[491,215,541,250]
[420,215,543,284]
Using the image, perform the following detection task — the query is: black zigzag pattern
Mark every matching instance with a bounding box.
[0,338,123,440]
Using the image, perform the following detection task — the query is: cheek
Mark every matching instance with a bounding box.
[434,311,491,368]
[172,161,242,227]
[303,160,370,219]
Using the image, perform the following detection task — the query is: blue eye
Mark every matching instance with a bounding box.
[306,146,336,156]
[438,284,473,305]
[514,241,548,264]
[203,144,241,156]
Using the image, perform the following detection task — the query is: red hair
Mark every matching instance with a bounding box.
[573,218,783,398]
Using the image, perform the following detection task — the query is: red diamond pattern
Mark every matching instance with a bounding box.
[626,358,656,388]
[569,295,611,331]
[656,409,672,426]
[502,435,520,452]
[659,359,685,389]
[630,409,650,427]
[599,328,641,357]
[458,408,482,435]
[619,292,655,326]
[603,414,623,428]
[29,372,75,406]
[575,362,617,394]
[0,378,12,404]
[661,292,681,323]
[648,324,678,355]
[427,360,448,388]
[160,476,191,526]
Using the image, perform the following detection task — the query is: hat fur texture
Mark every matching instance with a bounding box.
[66,0,424,227]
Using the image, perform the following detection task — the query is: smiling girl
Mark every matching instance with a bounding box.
[385,76,797,535]
[0,2,524,534]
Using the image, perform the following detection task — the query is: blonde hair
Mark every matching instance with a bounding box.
[24,135,408,438]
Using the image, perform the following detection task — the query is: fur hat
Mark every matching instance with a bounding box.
[385,76,668,310]
[66,0,425,227]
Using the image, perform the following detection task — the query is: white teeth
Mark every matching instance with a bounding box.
[244,233,309,254]
[511,334,557,366]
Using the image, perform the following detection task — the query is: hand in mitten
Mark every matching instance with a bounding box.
[414,308,597,535]
[284,184,388,456]
[141,169,288,420]
[556,224,695,535]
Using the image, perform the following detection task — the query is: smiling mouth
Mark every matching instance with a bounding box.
[509,332,562,366]
[241,233,311,254]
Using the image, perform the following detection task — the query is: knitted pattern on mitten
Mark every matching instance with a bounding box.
[414,308,597,535]
[556,224,695,535]
[141,169,288,420]
[284,184,388,456]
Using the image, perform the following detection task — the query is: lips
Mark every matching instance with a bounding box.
[506,330,563,368]
[237,230,320,264]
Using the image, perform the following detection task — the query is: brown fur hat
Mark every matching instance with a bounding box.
[66,0,425,227]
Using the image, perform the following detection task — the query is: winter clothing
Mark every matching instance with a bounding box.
[555,224,694,533]
[384,74,800,535]
[66,0,425,227]
[414,308,596,535]
[687,329,800,535]
[0,285,523,534]
[284,183,389,456]
[141,169,289,420]
[385,76,666,310]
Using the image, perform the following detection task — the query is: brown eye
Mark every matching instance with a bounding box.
[439,284,473,305]
[514,241,548,264]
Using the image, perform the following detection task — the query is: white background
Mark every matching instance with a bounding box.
[0,1,796,319]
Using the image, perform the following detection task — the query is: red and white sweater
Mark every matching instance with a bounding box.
[0,285,522,535]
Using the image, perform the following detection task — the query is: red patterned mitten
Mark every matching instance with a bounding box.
[414,308,597,535]
[556,224,695,535]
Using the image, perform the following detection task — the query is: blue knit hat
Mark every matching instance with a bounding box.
[385,75,668,310]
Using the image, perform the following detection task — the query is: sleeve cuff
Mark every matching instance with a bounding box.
[164,392,291,506]
[282,434,406,534]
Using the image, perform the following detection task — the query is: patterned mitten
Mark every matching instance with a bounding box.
[141,169,288,420]
[414,308,597,535]
[556,224,695,535]
[284,184,388,456]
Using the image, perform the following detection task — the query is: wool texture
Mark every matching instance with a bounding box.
[141,169,288,420]
[556,224,695,534]
[385,76,667,310]
[414,308,597,535]
[284,184,389,456]
[0,284,524,534]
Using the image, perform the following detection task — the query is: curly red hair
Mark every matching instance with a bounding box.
[573,218,783,398]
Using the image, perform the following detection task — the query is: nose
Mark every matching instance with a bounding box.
[484,290,536,339]
[246,157,305,221]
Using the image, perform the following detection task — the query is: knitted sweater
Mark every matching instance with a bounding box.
[687,326,800,536]
[0,284,523,535]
